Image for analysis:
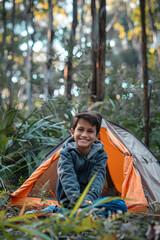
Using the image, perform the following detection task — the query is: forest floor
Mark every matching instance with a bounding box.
[0,188,160,240]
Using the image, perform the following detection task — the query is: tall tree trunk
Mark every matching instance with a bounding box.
[80,0,85,49]
[1,0,7,58]
[24,0,34,110]
[44,0,54,99]
[8,0,15,108]
[0,0,7,106]
[90,0,98,102]
[0,0,8,106]
[64,0,77,100]
[140,0,150,146]
[96,0,106,101]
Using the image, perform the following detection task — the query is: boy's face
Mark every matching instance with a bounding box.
[71,118,99,156]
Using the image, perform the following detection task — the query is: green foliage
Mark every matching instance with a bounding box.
[0,181,122,240]
[0,104,70,184]
[0,190,10,210]
[0,200,160,239]
[41,96,74,130]
[96,65,160,159]
[0,108,17,155]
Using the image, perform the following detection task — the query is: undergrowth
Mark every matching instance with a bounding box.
[0,180,160,240]
[0,201,160,240]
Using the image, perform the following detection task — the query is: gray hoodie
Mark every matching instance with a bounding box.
[56,136,108,207]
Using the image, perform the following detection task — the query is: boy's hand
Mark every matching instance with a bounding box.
[76,200,93,218]
[85,200,92,205]
[69,197,92,209]
[80,200,92,208]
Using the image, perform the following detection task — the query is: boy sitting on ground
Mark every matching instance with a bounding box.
[56,110,108,208]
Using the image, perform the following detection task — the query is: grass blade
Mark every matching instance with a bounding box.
[69,173,97,218]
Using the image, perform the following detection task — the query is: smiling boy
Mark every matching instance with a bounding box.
[56,110,108,208]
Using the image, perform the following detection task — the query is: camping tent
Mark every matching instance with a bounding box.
[9,119,160,212]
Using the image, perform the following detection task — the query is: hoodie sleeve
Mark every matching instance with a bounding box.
[84,150,108,202]
[57,149,81,203]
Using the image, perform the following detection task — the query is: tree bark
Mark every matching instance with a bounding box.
[24,0,34,110]
[44,0,54,99]
[96,0,106,101]
[8,0,15,108]
[0,0,7,106]
[1,0,7,58]
[140,0,150,146]
[65,0,77,100]
[90,0,98,102]
[80,0,85,49]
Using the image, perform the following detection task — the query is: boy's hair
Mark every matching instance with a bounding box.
[72,110,102,134]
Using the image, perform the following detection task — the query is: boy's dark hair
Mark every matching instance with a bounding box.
[72,110,102,134]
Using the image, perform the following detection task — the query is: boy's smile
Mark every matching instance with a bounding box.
[71,118,99,157]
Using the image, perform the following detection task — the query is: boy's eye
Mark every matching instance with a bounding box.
[78,128,83,131]
[88,130,94,133]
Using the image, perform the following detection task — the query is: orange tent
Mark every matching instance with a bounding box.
[10,119,160,212]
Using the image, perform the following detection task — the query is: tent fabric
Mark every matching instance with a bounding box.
[9,119,160,213]
[103,120,160,205]
[100,127,125,193]
[99,126,148,211]
[10,151,61,207]
[122,155,148,207]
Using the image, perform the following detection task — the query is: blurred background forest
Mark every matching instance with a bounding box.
[0,0,160,186]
